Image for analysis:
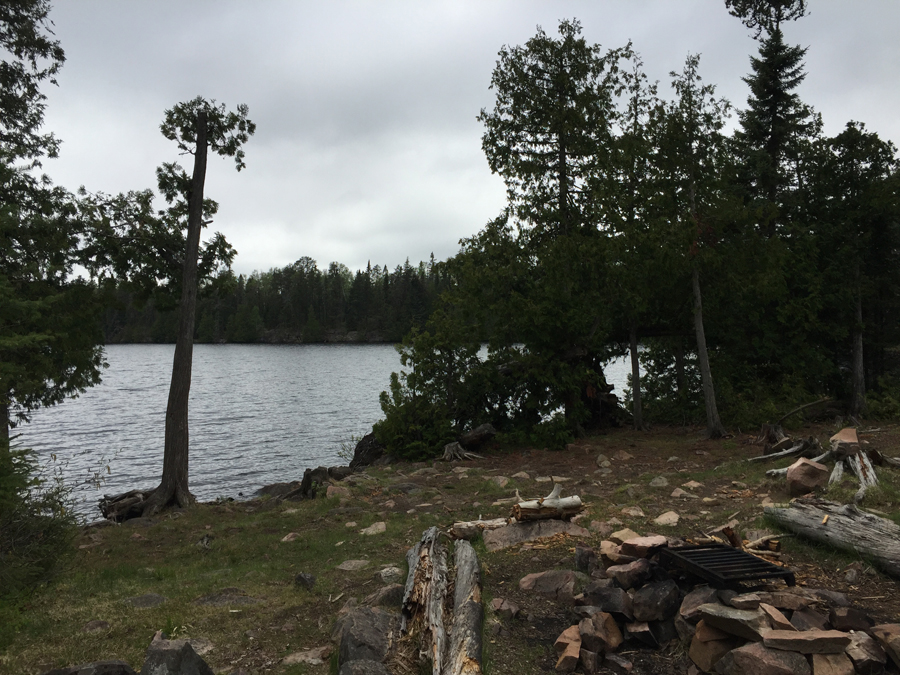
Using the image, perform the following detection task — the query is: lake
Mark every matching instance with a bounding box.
[19,344,633,517]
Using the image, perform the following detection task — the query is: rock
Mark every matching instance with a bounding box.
[696,603,771,642]
[683,480,703,489]
[845,630,887,675]
[483,519,590,552]
[609,528,641,545]
[184,638,212,657]
[688,634,738,673]
[42,662,137,675]
[337,560,370,571]
[338,660,391,675]
[585,612,623,652]
[282,645,333,666]
[82,620,110,633]
[598,540,636,565]
[807,589,849,608]
[625,622,659,649]
[141,636,214,675]
[580,649,599,675]
[605,559,653,590]
[490,597,521,620]
[363,584,405,608]
[671,488,699,499]
[786,457,829,496]
[762,629,852,654]
[574,546,599,575]
[810,653,855,675]
[653,511,680,526]
[332,607,399,666]
[870,624,900,669]
[649,476,669,488]
[519,570,576,604]
[359,522,386,536]
[729,593,761,610]
[578,585,633,621]
[294,572,316,590]
[349,432,385,469]
[618,535,667,558]
[695,619,733,643]
[459,423,497,448]
[512,471,530,479]
[327,485,352,499]
[604,653,634,674]
[790,607,829,631]
[620,506,644,518]
[281,532,301,542]
[759,603,794,631]
[680,586,720,623]
[716,641,811,675]
[124,593,167,608]
[614,451,633,461]
[828,606,873,632]
[375,566,403,584]
[554,625,581,672]
[632,580,681,622]
[760,591,811,612]
[675,614,697,643]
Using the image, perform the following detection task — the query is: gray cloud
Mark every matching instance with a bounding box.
[40,0,900,275]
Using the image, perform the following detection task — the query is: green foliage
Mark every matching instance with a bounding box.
[0,442,78,649]
[865,377,900,421]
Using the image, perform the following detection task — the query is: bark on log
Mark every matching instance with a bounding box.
[764,499,900,578]
[443,541,482,675]
[511,484,584,521]
[401,527,449,674]
[450,518,509,541]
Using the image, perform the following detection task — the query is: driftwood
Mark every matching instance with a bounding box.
[443,541,483,675]
[764,498,900,578]
[99,488,156,522]
[511,483,584,521]
[399,528,484,675]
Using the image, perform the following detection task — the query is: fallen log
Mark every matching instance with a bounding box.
[511,483,584,521]
[764,498,900,578]
[443,541,482,675]
[401,527,449,674]
[450,518,509,541]
[99,488,156,522]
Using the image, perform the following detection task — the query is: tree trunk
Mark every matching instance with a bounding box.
[1,400,8,448]
[692,266,726,438]
[764,499,900,578]
[629,323,646,431]
[850,276,866,416]
[143,111,208,516]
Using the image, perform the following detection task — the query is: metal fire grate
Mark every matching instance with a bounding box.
[659,544,796,588]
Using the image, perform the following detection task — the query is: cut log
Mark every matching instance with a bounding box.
[443,541,482,675]
[511,484,584,521]
[764,499,900,578]
[401,527,449,674]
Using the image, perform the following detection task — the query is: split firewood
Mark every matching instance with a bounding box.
[511,483,584,521]
[764,498,900,578]
[744,534,786,552]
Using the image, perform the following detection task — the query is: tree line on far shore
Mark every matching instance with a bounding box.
[100,256,448,345]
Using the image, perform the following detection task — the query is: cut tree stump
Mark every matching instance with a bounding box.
[764,498,900,578]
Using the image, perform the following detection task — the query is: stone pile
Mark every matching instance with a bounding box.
[509,528,900,674]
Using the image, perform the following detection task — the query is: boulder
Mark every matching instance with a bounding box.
[519,570,576,604]
[845,630,887,675]
[332,607,399,666]
[363,584,405,609]
[762,629,851,654]
[618,535,667,558]
[140,636,214,675]
[786,458,829,496]
[810,653,855,675]
[715,641,811,675]
[632,580,681,622]
[696,603,771,642]
[605,559,653,590]
[349,433,385,469]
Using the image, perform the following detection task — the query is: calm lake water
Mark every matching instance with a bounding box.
[20,344,633,517]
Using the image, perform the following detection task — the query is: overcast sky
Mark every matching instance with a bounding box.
[41,1,900,277]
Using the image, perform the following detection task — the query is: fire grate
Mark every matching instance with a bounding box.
[659,544,795,589]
